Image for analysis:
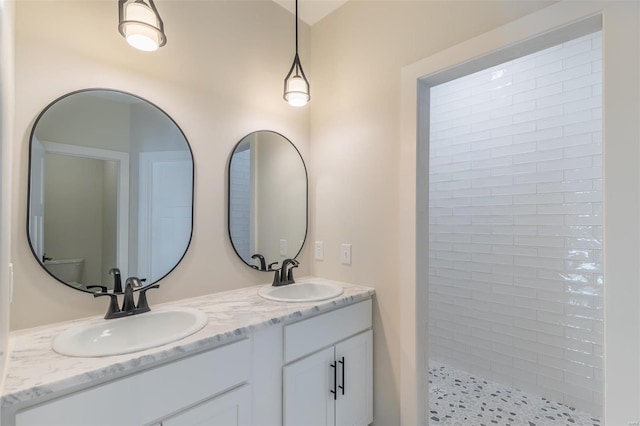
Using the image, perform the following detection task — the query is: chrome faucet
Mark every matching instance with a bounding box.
[94,276,159,319]
[272,259,299,286]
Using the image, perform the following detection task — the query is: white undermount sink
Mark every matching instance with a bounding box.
[52,307,208,357]
[258,281,344,302]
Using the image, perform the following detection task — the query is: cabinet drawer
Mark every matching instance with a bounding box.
[284,299,372,363]
[16,339,251,426]
[161,384,251,426]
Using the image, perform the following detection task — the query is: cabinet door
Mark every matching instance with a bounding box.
[162,384,251,426]
[283,347,336,426]
[15,340,251,426]
[335,331,373,426]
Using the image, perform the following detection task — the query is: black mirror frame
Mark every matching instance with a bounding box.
[26,88,195,293]
[227,130,308,271]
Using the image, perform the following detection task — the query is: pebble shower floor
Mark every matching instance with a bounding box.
[428,363,601,426]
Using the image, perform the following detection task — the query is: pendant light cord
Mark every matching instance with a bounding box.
[295,0,299,55]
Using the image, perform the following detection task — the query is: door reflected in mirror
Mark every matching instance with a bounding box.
[28,89,194,293]
[228,131,307,271]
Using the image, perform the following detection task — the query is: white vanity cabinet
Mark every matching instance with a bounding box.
[13,339,252,426]
[159,384,251,426]
[282,300,373,426]
[1,286,375,426]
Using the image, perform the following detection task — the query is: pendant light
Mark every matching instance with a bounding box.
[283,0,310,107]
[118,0,167,52]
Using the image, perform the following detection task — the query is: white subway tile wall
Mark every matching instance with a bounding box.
[428,31,602,417]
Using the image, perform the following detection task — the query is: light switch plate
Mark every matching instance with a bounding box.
[315,241,324,260]
[279,239,287,256]
[341,244,352,265]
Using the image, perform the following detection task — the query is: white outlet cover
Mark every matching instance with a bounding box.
[341,243,352,265]
[315,241,324,260]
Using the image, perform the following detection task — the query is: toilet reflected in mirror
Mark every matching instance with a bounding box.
[43,258,84,288]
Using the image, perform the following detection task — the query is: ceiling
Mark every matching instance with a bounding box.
[272,0,348,26]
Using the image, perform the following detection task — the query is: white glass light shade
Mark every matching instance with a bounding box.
[122,2,162,52]
[284,75,310,107]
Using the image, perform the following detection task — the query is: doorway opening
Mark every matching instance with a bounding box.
[418,25,603,426]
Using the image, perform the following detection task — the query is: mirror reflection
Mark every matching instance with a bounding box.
[28,89,194,293]
[228,131,307,271]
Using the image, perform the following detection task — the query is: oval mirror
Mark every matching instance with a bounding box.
[228,131,307,271]
[27,89,194,293]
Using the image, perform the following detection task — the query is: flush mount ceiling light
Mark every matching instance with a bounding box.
[118,0,167,52]
[283,0,310,107]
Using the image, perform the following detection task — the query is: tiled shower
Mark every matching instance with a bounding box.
[427,31,603,422]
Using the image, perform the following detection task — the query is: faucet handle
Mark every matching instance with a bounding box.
[267,261,279,271]
[94,292,121,319]
[136,284,160,313]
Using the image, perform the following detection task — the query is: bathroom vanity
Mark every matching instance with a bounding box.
[0,278,374,426]
[9,88,370,426]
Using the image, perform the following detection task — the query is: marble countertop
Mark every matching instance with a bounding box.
[1,277,374,409]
